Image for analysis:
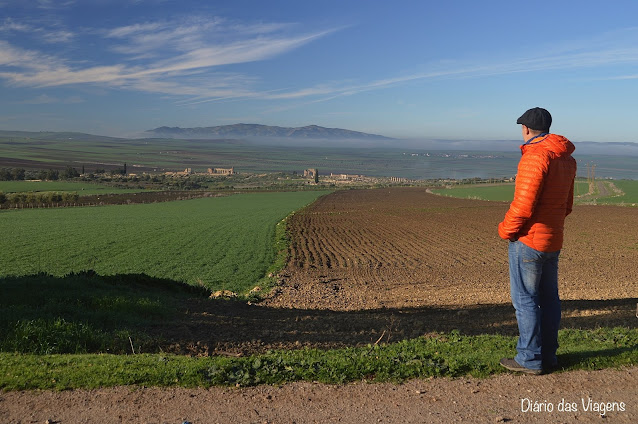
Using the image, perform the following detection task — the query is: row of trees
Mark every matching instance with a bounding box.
[0,191,80,206]
[0,166,83,181]
[0,168,26,181]
[0,164,129,181]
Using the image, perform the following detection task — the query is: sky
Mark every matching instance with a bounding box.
[1,0,638,142]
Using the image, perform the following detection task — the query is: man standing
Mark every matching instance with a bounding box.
[498,107,577,375]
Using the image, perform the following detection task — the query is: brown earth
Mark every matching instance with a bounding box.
[2,367,636,423]
[3,188,637,422]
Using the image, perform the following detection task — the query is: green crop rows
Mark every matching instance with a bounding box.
[0,191,327,293]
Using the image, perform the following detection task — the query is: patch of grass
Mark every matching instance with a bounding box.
[596,180,638,205]
[573,181,590,197]
[432,180,607,204]
[431,184,515,202]
[2,273,636,390]
[0,272,206,355]
[1,328,635,390]
[0,191,328,293]
[248,214,294,300]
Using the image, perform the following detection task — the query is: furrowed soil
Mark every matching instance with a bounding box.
[4,188,637,423]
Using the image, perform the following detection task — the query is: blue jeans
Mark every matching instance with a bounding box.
[508,241,561,370]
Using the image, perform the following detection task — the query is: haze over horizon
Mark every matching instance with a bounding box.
[2,0,638,144]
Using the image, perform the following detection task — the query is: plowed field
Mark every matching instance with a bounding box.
[256,187,637,343]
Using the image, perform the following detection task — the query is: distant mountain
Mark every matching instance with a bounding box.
[572,140,638,156]
[146,124,394,141]
[0,130,121,142]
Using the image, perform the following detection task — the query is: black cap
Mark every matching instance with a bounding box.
[516,107,552,132]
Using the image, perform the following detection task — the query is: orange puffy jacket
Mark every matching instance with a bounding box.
[498,133,577,252]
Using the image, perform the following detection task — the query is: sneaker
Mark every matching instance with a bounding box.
[499,358,543,375]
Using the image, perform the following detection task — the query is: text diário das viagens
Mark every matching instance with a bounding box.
[520,398,626,416]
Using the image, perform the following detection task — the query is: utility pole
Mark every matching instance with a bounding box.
[586,162,596,185]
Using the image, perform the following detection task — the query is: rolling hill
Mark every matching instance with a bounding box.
[146,124,394,141]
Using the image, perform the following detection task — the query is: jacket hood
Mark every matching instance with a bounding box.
[521,133,575,157]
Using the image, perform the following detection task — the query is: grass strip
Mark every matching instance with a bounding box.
[0,191,329,292]
[0,272,206,355]
[1,328,636,391]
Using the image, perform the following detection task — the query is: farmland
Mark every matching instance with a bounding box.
[430,179,638,205]
[593,179,638,205]
[430,183,516,202]
[0,132,520,179]
[1,187,637,421]
[5,131,638,181]
[0,191,327,292]
[0,180,147,195]
[2,187,636,352]
[2,187,636,357]
[264,188,637,313]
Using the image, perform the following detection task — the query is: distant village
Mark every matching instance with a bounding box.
[108,160,517,189]
[159,165,415,186]
[164,167,236,176]
[402,152,501,159]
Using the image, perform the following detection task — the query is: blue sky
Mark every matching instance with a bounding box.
[1,0,638,142]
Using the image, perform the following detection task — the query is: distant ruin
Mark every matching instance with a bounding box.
[304,169,317,179]
[208,167,235,175]
[329,173,363,181]
[165,168,192,176]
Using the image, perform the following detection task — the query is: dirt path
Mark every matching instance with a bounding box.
[2,367,635,423]
[597,181,610,198]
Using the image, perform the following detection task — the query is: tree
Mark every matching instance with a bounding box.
[61,192,79,203]
[61,166,80,179]
[46,169,59,181]
[314,169,319,184]
[0,169,12,180]
[9,193,25,204]
[110,166,126,176]
[12,168,26,181]
[25,192,36,205]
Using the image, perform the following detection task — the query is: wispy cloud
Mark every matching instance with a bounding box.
[0,18,31,32]
[35,0,76,9]
[0,16,336,99]
[19,94,84,104]
[254,28,638,108]
[604,74,638,80]
[41,29,74,43]
[2,14,638,108]
[1,17,74,43]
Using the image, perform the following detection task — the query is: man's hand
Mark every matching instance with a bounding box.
[498,221,518,242]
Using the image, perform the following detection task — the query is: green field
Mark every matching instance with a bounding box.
[597,180,638,205]
[0,180,146,195]
[432,181,594,203]
[0,191,327,292]
[431,184,515,202]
